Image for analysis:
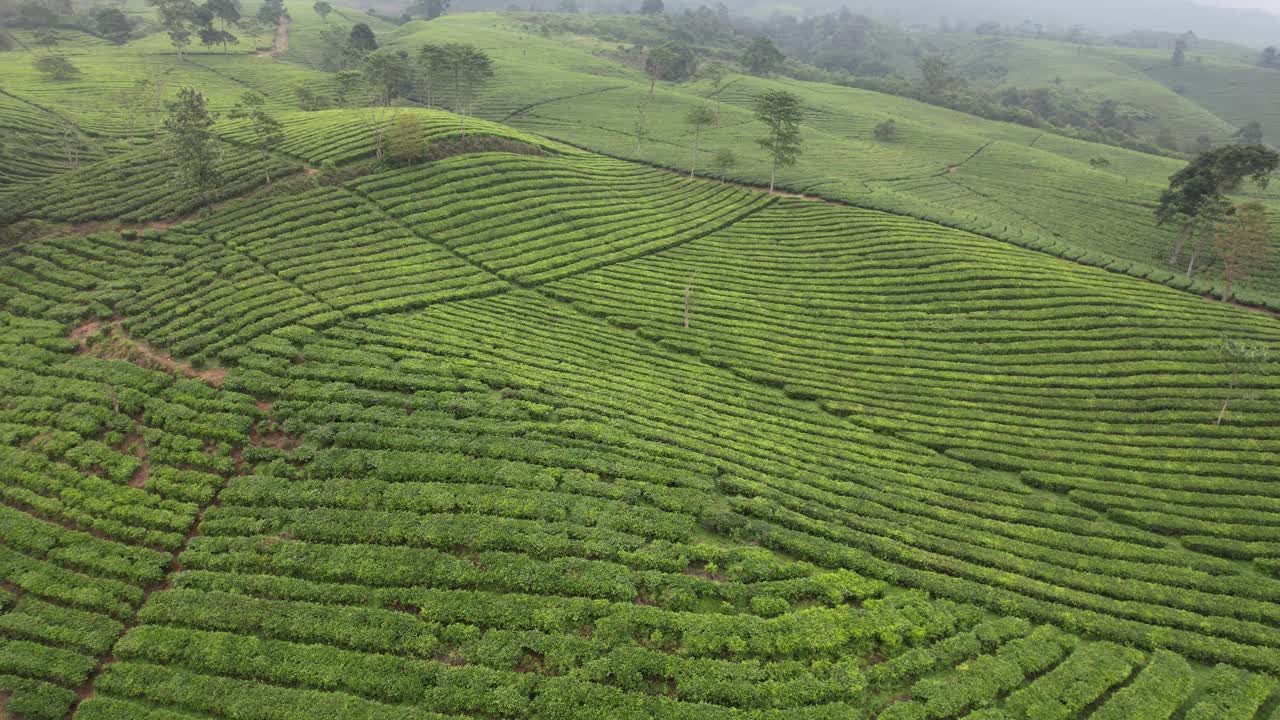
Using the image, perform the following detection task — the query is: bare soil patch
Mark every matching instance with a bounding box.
[68,320,227,387]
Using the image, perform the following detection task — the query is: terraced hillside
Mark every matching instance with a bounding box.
[2,129,1280,718]
[371,12,1280,308]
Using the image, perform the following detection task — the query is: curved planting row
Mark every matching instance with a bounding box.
[352,152,776,285]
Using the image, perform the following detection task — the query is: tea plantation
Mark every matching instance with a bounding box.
[1,2,1279,719]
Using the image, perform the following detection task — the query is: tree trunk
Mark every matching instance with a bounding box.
[1217,398,1229,426]
[1186,242,1200,278]
[1222,277,1232,303]
[649,76,655,97]
[1170,223,1190,265]
[769,164,776,194]
[690,129,698,178]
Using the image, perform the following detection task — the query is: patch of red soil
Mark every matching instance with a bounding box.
[129,463,149,489]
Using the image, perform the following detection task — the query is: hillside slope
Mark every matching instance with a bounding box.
[2,133,1280,717]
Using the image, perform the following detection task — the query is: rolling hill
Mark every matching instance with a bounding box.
[1,3,1280,719]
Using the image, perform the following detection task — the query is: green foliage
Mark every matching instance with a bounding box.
[743,36,783,76]
[163,86,222,208]
[753,90,803,191]
[31,54,79,81]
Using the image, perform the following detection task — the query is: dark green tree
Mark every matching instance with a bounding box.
[94,7,132,43]
[348,22,377,53]
[417,43,450,108]
[203,0,240,54]
[149,0,198,59]
[1172,37,1186,66]
[442,43,494,129]
[256,0,284,26]
[640,0,663,14]
[1156,144,1280,266]
[644,43,695,95]
[753,90,803,193]
[742,36,782,76]
[1261,46,1278,68]
[164,86,221,209]
[312,0,331,20]
[874,119,897,141]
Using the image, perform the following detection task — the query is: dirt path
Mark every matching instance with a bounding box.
[256,15,289,57]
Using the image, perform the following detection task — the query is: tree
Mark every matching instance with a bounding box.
[696,60,729,123]
[633,100,649,155]
[874,119,897,142]
[684,105,715,177]
[1261,46,1278,69]
[228,91,284,183]
[1156,144,1280,265]
[1234,121,1263,145]
[644,43,694,95]
[417,43,449,108]
[1213,335,1269,425]
[639,0,662,14]
[164,86,221,209]
[1155,128,1179,152]
[32,54,80,80]
[753,90,803,194]
[1172,37,1186,66]
[203,0,240,54]
[256,0,284,25]
[1214,201,1273,303]
[558,0,578,12]
[150,0,198,59]
[711,147,736,183]
[412,0,449,19]
[312,0,331,20]
[387,112,425,165]
[295,84,324,110]
[742,36,782,76]
[362,49,412,106]
[441,44,493,129]
[1089,156,1111,170]
[920,55,952,94]
[94,7,131,43]
[348,22,377,54]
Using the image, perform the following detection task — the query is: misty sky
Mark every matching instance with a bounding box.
[1206,0,1280,12]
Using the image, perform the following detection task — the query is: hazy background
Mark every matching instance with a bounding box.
[659,0,1280,45]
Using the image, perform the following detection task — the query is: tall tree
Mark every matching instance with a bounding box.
[94,7,131,43]
[150,0,197,59]
[1172,36,1186,66]
[312,0,331,20]
[920,55,952,94]
[1214,201,1273,303]
[684,105,715,177]
[348,22,377,54]
[228,91,284,183]
[417,43,449,108]
[362,49,413,106]
[639,0,662,14]
[742,36,782,76]
[1261,46,1278,69]
[753,90,803,194]
[256,0,284,25]
[696,60,728,123]
[1156,144,1279,265]
[442,43,493,129]
[203,0,240,54]
[644,43,694,95]
[410,0,449,19]
[164,86,221,209]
